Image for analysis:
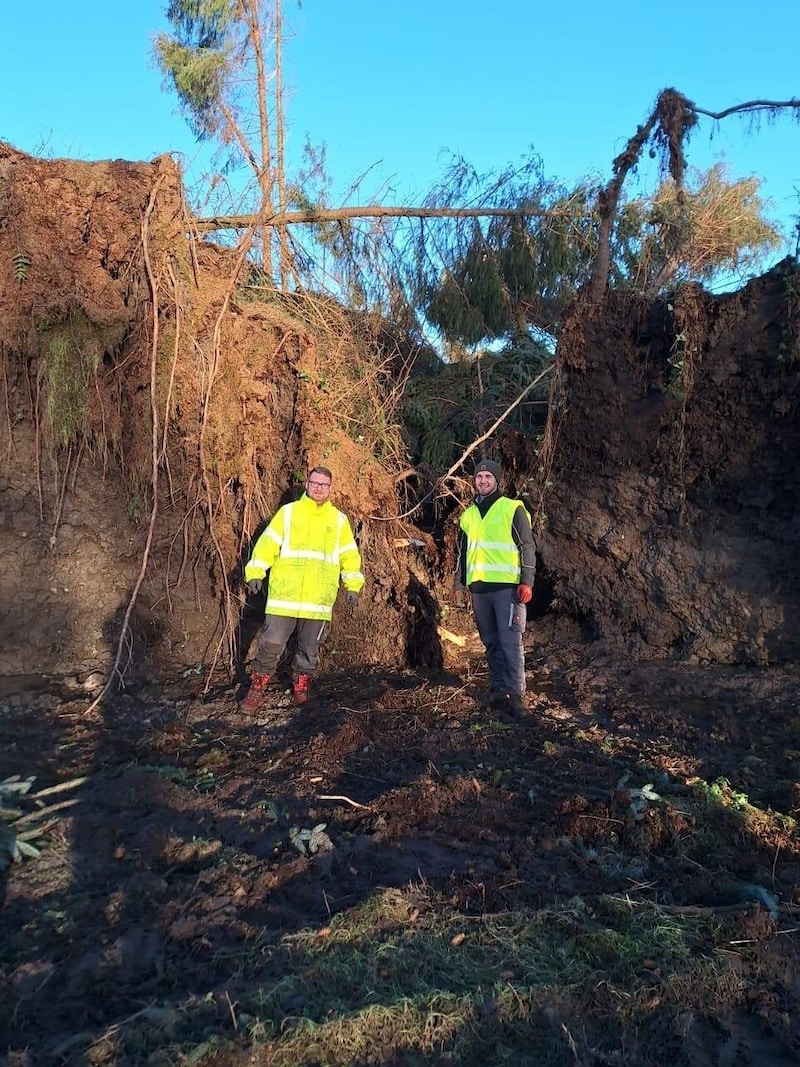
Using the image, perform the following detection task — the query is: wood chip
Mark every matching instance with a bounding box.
[438,626,466,647]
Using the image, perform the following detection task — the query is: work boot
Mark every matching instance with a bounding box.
[239,672,271,713]
[488,690,510,710]
[507,692,529,720]
[292,674,310,705]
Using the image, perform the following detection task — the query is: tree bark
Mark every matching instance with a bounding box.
[193,204,574,232]
[241,0,276,278]
[274,0,292,287]
[587,112,657,304]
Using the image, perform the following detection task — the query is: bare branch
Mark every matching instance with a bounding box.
[588,110,659,302]
[586,89,800,302]
[369,363,553,523]
[441,364,553,484]
[193,203,584,232]
[693,98,800,120]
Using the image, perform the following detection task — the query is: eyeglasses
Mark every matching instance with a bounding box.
[307,479,331,489]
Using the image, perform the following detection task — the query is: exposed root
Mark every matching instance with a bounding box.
[86,176,167,714]
[198,229,257,685]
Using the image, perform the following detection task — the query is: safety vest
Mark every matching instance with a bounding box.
[460,497,526,585]
[245,494,364,620]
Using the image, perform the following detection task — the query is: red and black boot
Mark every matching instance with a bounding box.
[292,674,310,705]
[239,672,271,713]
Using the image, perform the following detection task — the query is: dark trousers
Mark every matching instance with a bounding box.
[251,615,329,677]
[470,586,526,697]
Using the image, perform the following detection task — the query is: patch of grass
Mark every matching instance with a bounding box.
[685,773,800,851]
[197,886,734,1066]
[38,307,127,451]
[692,775,750,812]
[44,333,96,448]
[467,718,504,735]
[146,764,218,793]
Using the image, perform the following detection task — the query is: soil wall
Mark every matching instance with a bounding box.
[538,258,800,664]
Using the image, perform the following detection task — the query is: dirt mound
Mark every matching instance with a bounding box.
[535,258,800,665]
[0,143,437,686]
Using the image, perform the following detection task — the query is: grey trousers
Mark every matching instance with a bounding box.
[250,615,329,677]
[470,586,526,697]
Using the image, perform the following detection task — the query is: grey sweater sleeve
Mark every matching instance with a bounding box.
[512,506,537,586]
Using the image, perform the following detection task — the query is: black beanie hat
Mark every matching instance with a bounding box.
[474,459,502,482]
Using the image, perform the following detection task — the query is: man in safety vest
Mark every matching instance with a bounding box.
[239,466,365,712]
[454,458,536,717]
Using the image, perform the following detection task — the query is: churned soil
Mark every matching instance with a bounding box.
[3,615,800,1065]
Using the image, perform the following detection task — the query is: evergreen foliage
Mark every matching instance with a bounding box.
[155,2,238,142]
[422,163,782,350]
[616,164,783,292]
[413,156,595,349]
[402,333,552,471]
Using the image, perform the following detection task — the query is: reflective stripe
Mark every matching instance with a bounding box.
[280,547,341,563]
[267,597,333,615]
[280,505,341,563]
[250,525,282,570]
[469,562,519,574]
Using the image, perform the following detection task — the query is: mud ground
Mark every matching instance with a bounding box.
[3,613,800,1066]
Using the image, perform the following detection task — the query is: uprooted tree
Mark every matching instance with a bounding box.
[155,26,798,473]
[2,57,799,696]
[155,0,297,283]
[587,88,800,302]
[155,3,796,332]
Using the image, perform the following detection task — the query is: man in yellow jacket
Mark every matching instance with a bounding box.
[454,458,536,718]
[239,466,365,712]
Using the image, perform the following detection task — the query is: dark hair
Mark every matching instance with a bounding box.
[308,466,333,482]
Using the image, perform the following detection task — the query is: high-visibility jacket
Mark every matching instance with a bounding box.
[245,494,364,620]
[459,497,528,585]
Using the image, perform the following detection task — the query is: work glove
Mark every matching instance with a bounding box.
[246,578,263,595]
[516,583,533,604]
[345,591,359,611]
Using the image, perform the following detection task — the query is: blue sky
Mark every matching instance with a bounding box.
[3,1,799,270]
